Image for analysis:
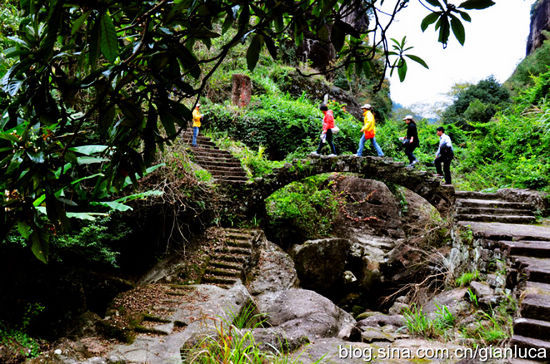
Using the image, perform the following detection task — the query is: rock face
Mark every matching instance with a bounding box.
[290,238,351,297]
[527,0,550,55]
[255,288,357,343]
[497,188,549,215]
[246,236,299,295]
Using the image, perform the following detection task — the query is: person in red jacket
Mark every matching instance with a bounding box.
[311,104,337,156]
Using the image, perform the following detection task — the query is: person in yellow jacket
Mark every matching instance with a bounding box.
[191,103,202,147]
[356,104,384,157]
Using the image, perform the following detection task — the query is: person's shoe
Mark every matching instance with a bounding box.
[310,151,320,156]
[354,154,362,157]
[435,173,444,178]
[328,154,337,157]
[412,159,419,165]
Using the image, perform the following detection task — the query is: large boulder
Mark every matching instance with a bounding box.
[246,237,299,295]
[255,289,358,346]
[329,176,405,239]
[290,238,351,297]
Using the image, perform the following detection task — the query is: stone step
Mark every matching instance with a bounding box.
[210,253,249,263]
[526,281,550,294]
[456,214,536,224]
[456,198,532,209]
[520,294,550,321]
[501,241,550,258]
[214,245,251,255]
[209,171,248,178]
[204,266,242,278]
[210,259,244,270]
[193,154,237,162]
[455,191,500,200]
[509,335,550,358]
[514,318,550,341]
[225,231,255,239]
[225,239,252,248]
[192,147,233,155]
[202,275,239,286]
[196,160,243,168]
[513,256,550,283]
[457,207,534,216]
[182,138,216,147]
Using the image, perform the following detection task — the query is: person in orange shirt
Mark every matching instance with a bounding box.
[356,104,384,157]
[191,103,202,147]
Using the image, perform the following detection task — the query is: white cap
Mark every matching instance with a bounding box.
[403,115,414,120]
[361,104,372,109]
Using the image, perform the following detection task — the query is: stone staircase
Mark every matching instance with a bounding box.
[455,191,536,224]
[457,189,550,358]
[182,130,248,184]
[201,228,260,288]
[509,238,550,356]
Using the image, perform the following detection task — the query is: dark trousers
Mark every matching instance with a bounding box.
[405,143,418,163]
[435,156,452,184]
[316,129,337,155]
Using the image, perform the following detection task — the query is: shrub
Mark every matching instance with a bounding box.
[266,174,339,242]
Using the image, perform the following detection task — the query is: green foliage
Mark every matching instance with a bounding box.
[455,271,479,287]
[205,95,361,160]
[208,131,284,178]
[0,302,44,359]
[184,303,321,364]
[266,175,338,240]
[505,34,550,94]
[442,76,511,125]
[403,303,456,340]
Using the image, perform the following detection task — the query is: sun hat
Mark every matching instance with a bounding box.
[360,104,372,109]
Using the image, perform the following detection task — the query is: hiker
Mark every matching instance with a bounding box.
[356,104,384,157]
[191,103,203,147]
[434,126,454,184]
[311,104,337,157]
[399,115,419,167]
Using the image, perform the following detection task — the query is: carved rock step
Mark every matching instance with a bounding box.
[201,275,239,287]
[224,239,253,248]
[209,259,244,270]
[514,318,550,341]
[215,246,251,255]
[509,335,550,358]
[457,207,534,216]
[215,177,249,183]
[455,191,500,200]
[456,198,532,210]
[500,240,550,258]
[456,214,536,224]
[520,294,550,321]
[210,253,249,264]
[195,160,242,168]
[204,266,242,278]
[513,256,550,283]
[209,171,248,178]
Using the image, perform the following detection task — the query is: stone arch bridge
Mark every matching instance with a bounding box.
[242,155,455,216]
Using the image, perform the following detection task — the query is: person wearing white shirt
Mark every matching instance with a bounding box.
[434,126,454,184]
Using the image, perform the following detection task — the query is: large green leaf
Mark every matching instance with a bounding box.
[450,16,466,45]
[421,12,440,32]
[69,145,108,155]
[246,34,264,71]
[30,231,48,264]
[459,0,495,10]
[397,59,408,82]
[405,54,429,69]
[330,21,346,53]
[99,13,118,62]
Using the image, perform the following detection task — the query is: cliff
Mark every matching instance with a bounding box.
[526,0,550,55]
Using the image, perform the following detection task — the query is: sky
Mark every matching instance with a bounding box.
[381,0,536,116]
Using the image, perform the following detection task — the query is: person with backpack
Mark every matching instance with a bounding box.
[434,126,454,184]
[311,104,337,157]
[400,115,419,167]
[356,104,384,157]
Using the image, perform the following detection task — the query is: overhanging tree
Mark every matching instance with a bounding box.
[0,0,495,262]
